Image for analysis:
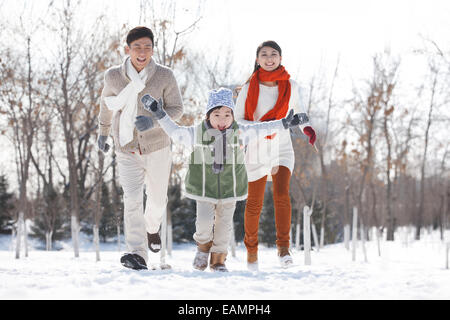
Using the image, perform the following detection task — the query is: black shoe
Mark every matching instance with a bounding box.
[147,232,161,253]
[120,253,147,270]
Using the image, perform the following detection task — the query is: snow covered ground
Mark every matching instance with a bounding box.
[1,229,449,300]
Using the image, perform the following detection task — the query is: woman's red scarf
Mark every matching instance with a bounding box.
[244,66,291,139]
[244,66,291,122]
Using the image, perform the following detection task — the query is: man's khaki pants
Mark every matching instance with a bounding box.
[193,200,236,254]
[116,146,171,263]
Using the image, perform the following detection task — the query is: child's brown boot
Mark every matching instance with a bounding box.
[193,241,212,271]
[210,252,228,272]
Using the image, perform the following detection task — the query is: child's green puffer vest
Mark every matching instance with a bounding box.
[184,121,248,203]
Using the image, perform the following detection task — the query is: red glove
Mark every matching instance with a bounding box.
[303,126,316,145]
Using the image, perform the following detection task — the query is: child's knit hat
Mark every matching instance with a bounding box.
[206,88,235,114]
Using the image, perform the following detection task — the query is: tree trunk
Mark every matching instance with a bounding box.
[59,24,82,257]
[71,214,80,257]
[319,156,328,249]
[303,206,312,265]
[15,212,24,259]
[295,220,301,250]
[24,218,29,257]
[11,228,16,252]
[15,156,31,259]
[70,155,80,258]
[344,224,350,250]
[46,232,50,251]
[446,243,449,270]
[63,128,81,258]
[370,182,381,256]
[360,221,368,262]
[441,179,448,241]
[376,227,381,257]
[111,151,121,252]
[116,224,121,252]
[94,225,100,262]
[289,226,293,249]
[316,57,337,250]
[384,108,395,241]
[401,226,407,247]
[344,186,351,250]
[320,225,325,248]
[386,170,395,241]
[312,222,320,252]
[352,207,358,262]
[46,231,53,251]
[94,149,104,261]
[417,72,437,240]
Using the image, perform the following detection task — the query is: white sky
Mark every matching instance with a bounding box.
[192,0,449,77]
[2,0,449,80]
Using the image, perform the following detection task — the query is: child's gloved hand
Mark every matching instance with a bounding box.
[282,110,300,129]
[141,94,166,120]
[98,135,110,153]
[303,126,316,145]
[135,115,154,131]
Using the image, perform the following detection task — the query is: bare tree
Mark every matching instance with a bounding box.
[139,0,202,69]
[47,1,120,256]
[0,25,43,258]
[376,53,400,240]
[30,116,63,250]
[391,105,418,228]
[93,149,104,261]
[291,134,317,245]
[346,53,395,252]
[416,62,438,240]
[413,37,450,239]
[317,56,340,247]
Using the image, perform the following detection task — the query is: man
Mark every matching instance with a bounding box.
[98,26,183,270]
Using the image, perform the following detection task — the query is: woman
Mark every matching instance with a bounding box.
[235,40,316,270]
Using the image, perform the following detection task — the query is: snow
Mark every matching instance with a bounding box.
[1,230,449,300]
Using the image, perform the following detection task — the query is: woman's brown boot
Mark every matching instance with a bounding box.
[277,246,293,268]
[247,251,259,271]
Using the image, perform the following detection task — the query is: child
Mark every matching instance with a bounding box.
[135,88,304,272]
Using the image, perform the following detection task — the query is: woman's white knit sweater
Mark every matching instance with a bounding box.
[235,79,310,182]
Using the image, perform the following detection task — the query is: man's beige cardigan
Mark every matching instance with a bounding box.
[98,58,183,154]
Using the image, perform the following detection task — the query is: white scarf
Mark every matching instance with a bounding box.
[104,57,148,147]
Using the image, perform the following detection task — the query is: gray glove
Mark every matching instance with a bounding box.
[282,110,300,129]
[98,135,110,153]
[141,94,166,120]
[135,115,154,131]
[296,113,310,125]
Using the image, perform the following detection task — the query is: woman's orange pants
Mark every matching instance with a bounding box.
[244,166,292,254]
